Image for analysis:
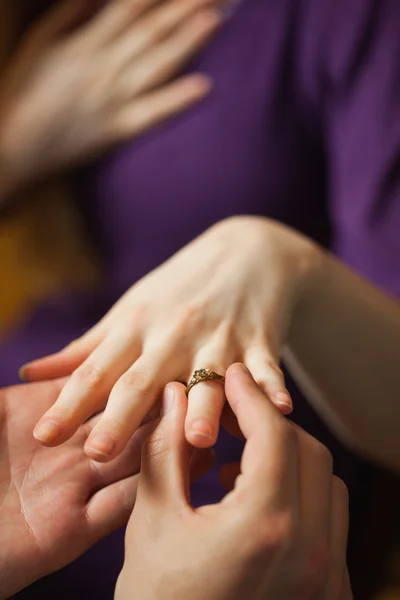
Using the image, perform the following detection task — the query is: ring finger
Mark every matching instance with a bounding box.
[185,346,232,448]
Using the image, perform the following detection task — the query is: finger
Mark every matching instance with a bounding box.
[87,420,155,492]
[113,74,211,140]
[85,475,139,545]
[136,383,191,509]
[20,326,105,382]
[110,0,221,67]
[84,348,178,461]
[244,345,292,415]
[294,424,333,585]
[25,0,96,49]
[123,10,221,96]
[33,326,141,447]
[219,462,240,491]
[81,0,161,49]
[186,351,227,448]
[225,363,298,513]
[322,477,350,600]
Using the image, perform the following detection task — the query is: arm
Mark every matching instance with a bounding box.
[290,0,400,471]
[285,250,400,473]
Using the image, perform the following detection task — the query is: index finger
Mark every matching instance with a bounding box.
[225,364,298,513]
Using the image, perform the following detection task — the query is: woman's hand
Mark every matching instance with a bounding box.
[0,0,221,199]
[0,379,141,598]
[25,216,321,460]
[115,365,353,600]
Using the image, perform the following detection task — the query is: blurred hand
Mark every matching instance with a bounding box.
[0,379,142,598]
[115,364,353,600]
[0,0,221,198]
[26,217,320,461]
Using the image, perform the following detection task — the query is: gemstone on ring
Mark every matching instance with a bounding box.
[186,368,226,395]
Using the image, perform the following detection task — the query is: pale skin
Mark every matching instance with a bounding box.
[116,364,353,600]
[26,216,400,473]
[0,0,224,202]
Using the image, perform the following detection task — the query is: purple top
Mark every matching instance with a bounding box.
[8,0,400,597]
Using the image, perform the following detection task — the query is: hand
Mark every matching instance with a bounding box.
[25,217,321,460]
[0,379,144,598]
[115,364,353,600]
[0,0,221,199]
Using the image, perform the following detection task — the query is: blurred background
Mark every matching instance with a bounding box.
[1,0,399,598]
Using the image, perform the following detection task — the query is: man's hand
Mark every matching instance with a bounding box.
[0,380,142,598]
[116,364,353,600]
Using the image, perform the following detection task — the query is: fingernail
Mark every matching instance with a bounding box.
[34,419,61,444]
[191,419,214,440]
[86,433,115,458]
[19,365,30,381]
[275,392,293,412]
[162,387,175,415]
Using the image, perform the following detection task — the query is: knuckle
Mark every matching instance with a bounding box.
[73,362,105,390]
[247,508,296,560]
[174,303,204,335]
[117,370,153,395]
[314,439,334,471]
[304,543,331,589]
[128,301,149,324]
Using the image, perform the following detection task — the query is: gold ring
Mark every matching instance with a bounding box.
[186,368,225,395]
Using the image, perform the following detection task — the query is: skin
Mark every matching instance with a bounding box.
[116,365,353,600]
[0,0,224,202]
[0,379,140,598]
[29,217,299,457]
[26,216,400,473]
[0,378,212,598]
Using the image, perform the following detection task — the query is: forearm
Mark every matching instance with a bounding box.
[285,251,400,472]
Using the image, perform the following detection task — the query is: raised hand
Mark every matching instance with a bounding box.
[0,0,222,199]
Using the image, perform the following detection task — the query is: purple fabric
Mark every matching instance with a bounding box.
[6,0,400,597]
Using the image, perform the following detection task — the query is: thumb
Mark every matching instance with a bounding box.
[138,383,191,509]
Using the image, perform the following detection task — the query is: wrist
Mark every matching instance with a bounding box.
[286,240,327,348]
[0,552,40,599]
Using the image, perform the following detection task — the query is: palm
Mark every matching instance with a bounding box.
[0,380,140,598]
